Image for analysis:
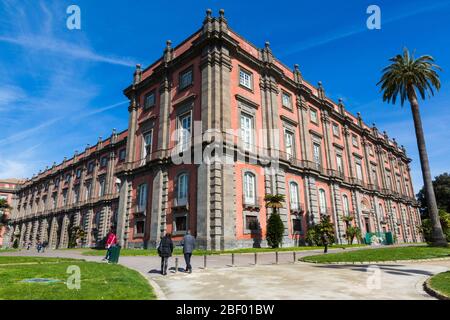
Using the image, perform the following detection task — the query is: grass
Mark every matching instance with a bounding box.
[0,248,18,254]
[81,244,367,256]
[428,271,450,298]
[301,245,450,263]
[0,256,155,300]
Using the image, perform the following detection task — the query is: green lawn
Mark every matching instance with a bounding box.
[0,256,155,300]
[82,244,367,257]
[0,249,18,254]
[428,271,450,298]
[301,246,450,263]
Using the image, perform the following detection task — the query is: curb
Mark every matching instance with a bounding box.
[300,257,450,264]
[135,270,167,300]
[423,278,450,300]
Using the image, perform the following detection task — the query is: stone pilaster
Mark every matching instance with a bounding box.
[59,213,70,248]
[331,183,346,243]
[39,218,49,243]
[305,176,320,225]
[116,178,131,247]
[149,168,168,247]
[321,110,334,171]
[31,219,39,245]
[196,162,211,249]
[48,217,59,249]
[342,125,354,178]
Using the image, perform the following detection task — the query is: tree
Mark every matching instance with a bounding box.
[0,198,12,228]
[377,47,447,247]
[264,194,285,248]
[345,226,362,245]
[417,172,450,215]
[306,215,336,246]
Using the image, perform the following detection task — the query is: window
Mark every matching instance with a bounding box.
[85,182,92,199]
[396,179,401,193]
[98,178,105,197]
[174,215,187,233]
[368,144,374,156]
[243,172,256,205]
[76,168,82,178]
[284,130,295,159]
[371,167,378,186]
[378,203,384,217]
[100,156,108,168]
[405,184,409,196]
[318,189,327,215]
[355,160,363,181]
[386,174,392,190]
[239,68,252,89]
[142,131,152,160]
[94,211,101,228]
[179,68,193,90]
[176,174,188,206]
[332,123,340,137]
[313,143,321,166]
[144,91,155,109]
[137,183,148,213]
[73,187,79,204]
[342,195,350,216]
[52,194,57,209]
[310,109,318,123]
[282,92,292,109]
[292,218,302,232]
[135,220,145,235]
[352,134,359,147]
[289,182,299,211]
[65,174,71,183]
[119,148,126,161]
[178,113,192,152]
[62,190,68,206]
[336,154,343,173]
[245,215,259,232]
[240,113,254,151]
[87,161,95,174]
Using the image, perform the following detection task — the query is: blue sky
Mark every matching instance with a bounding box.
[0,0,449,194]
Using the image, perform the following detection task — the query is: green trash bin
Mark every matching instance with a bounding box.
[108,245,121,264]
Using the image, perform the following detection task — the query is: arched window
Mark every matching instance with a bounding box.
[289,182,299,211]
[243,172,256,205]
[378,203,384,217]
[342,194,349,216]
[318,189,327,214]
[177,173,188,206]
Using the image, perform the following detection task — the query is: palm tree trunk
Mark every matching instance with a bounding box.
[407,87,447,246]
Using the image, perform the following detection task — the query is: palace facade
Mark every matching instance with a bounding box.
[6,10,423,250]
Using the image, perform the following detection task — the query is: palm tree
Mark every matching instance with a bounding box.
[377,47,447,247]
[264,194,285,215]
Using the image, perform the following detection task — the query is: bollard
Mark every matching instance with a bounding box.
[293,251,297,263]
[203,255,207,269]
[231,253,235,267]
[275,251,279,264]
[254,252,258,265]
[175,257,178,273]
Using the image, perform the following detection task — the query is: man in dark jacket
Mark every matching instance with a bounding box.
[322,233,329,253]
[158,233,173,275]
[181,230,195,273]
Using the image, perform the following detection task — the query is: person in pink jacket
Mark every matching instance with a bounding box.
[103,228,117,262]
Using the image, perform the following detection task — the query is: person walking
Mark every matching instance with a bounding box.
[36,241,42,253]
[42,240,48,253]
[181,230,195,273]
[322,233,329,254]
[158,233,173,276]
[103,228,117,262]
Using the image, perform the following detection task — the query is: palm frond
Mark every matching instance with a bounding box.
[377,47,442,106]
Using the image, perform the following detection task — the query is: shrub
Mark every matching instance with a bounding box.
[421,209,450,243]
[306,215,336,246]
[266,212,284,248]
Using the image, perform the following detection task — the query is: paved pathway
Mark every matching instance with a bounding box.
[2,246,448,300]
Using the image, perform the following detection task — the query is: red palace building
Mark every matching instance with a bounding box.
[6,10,423,250]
